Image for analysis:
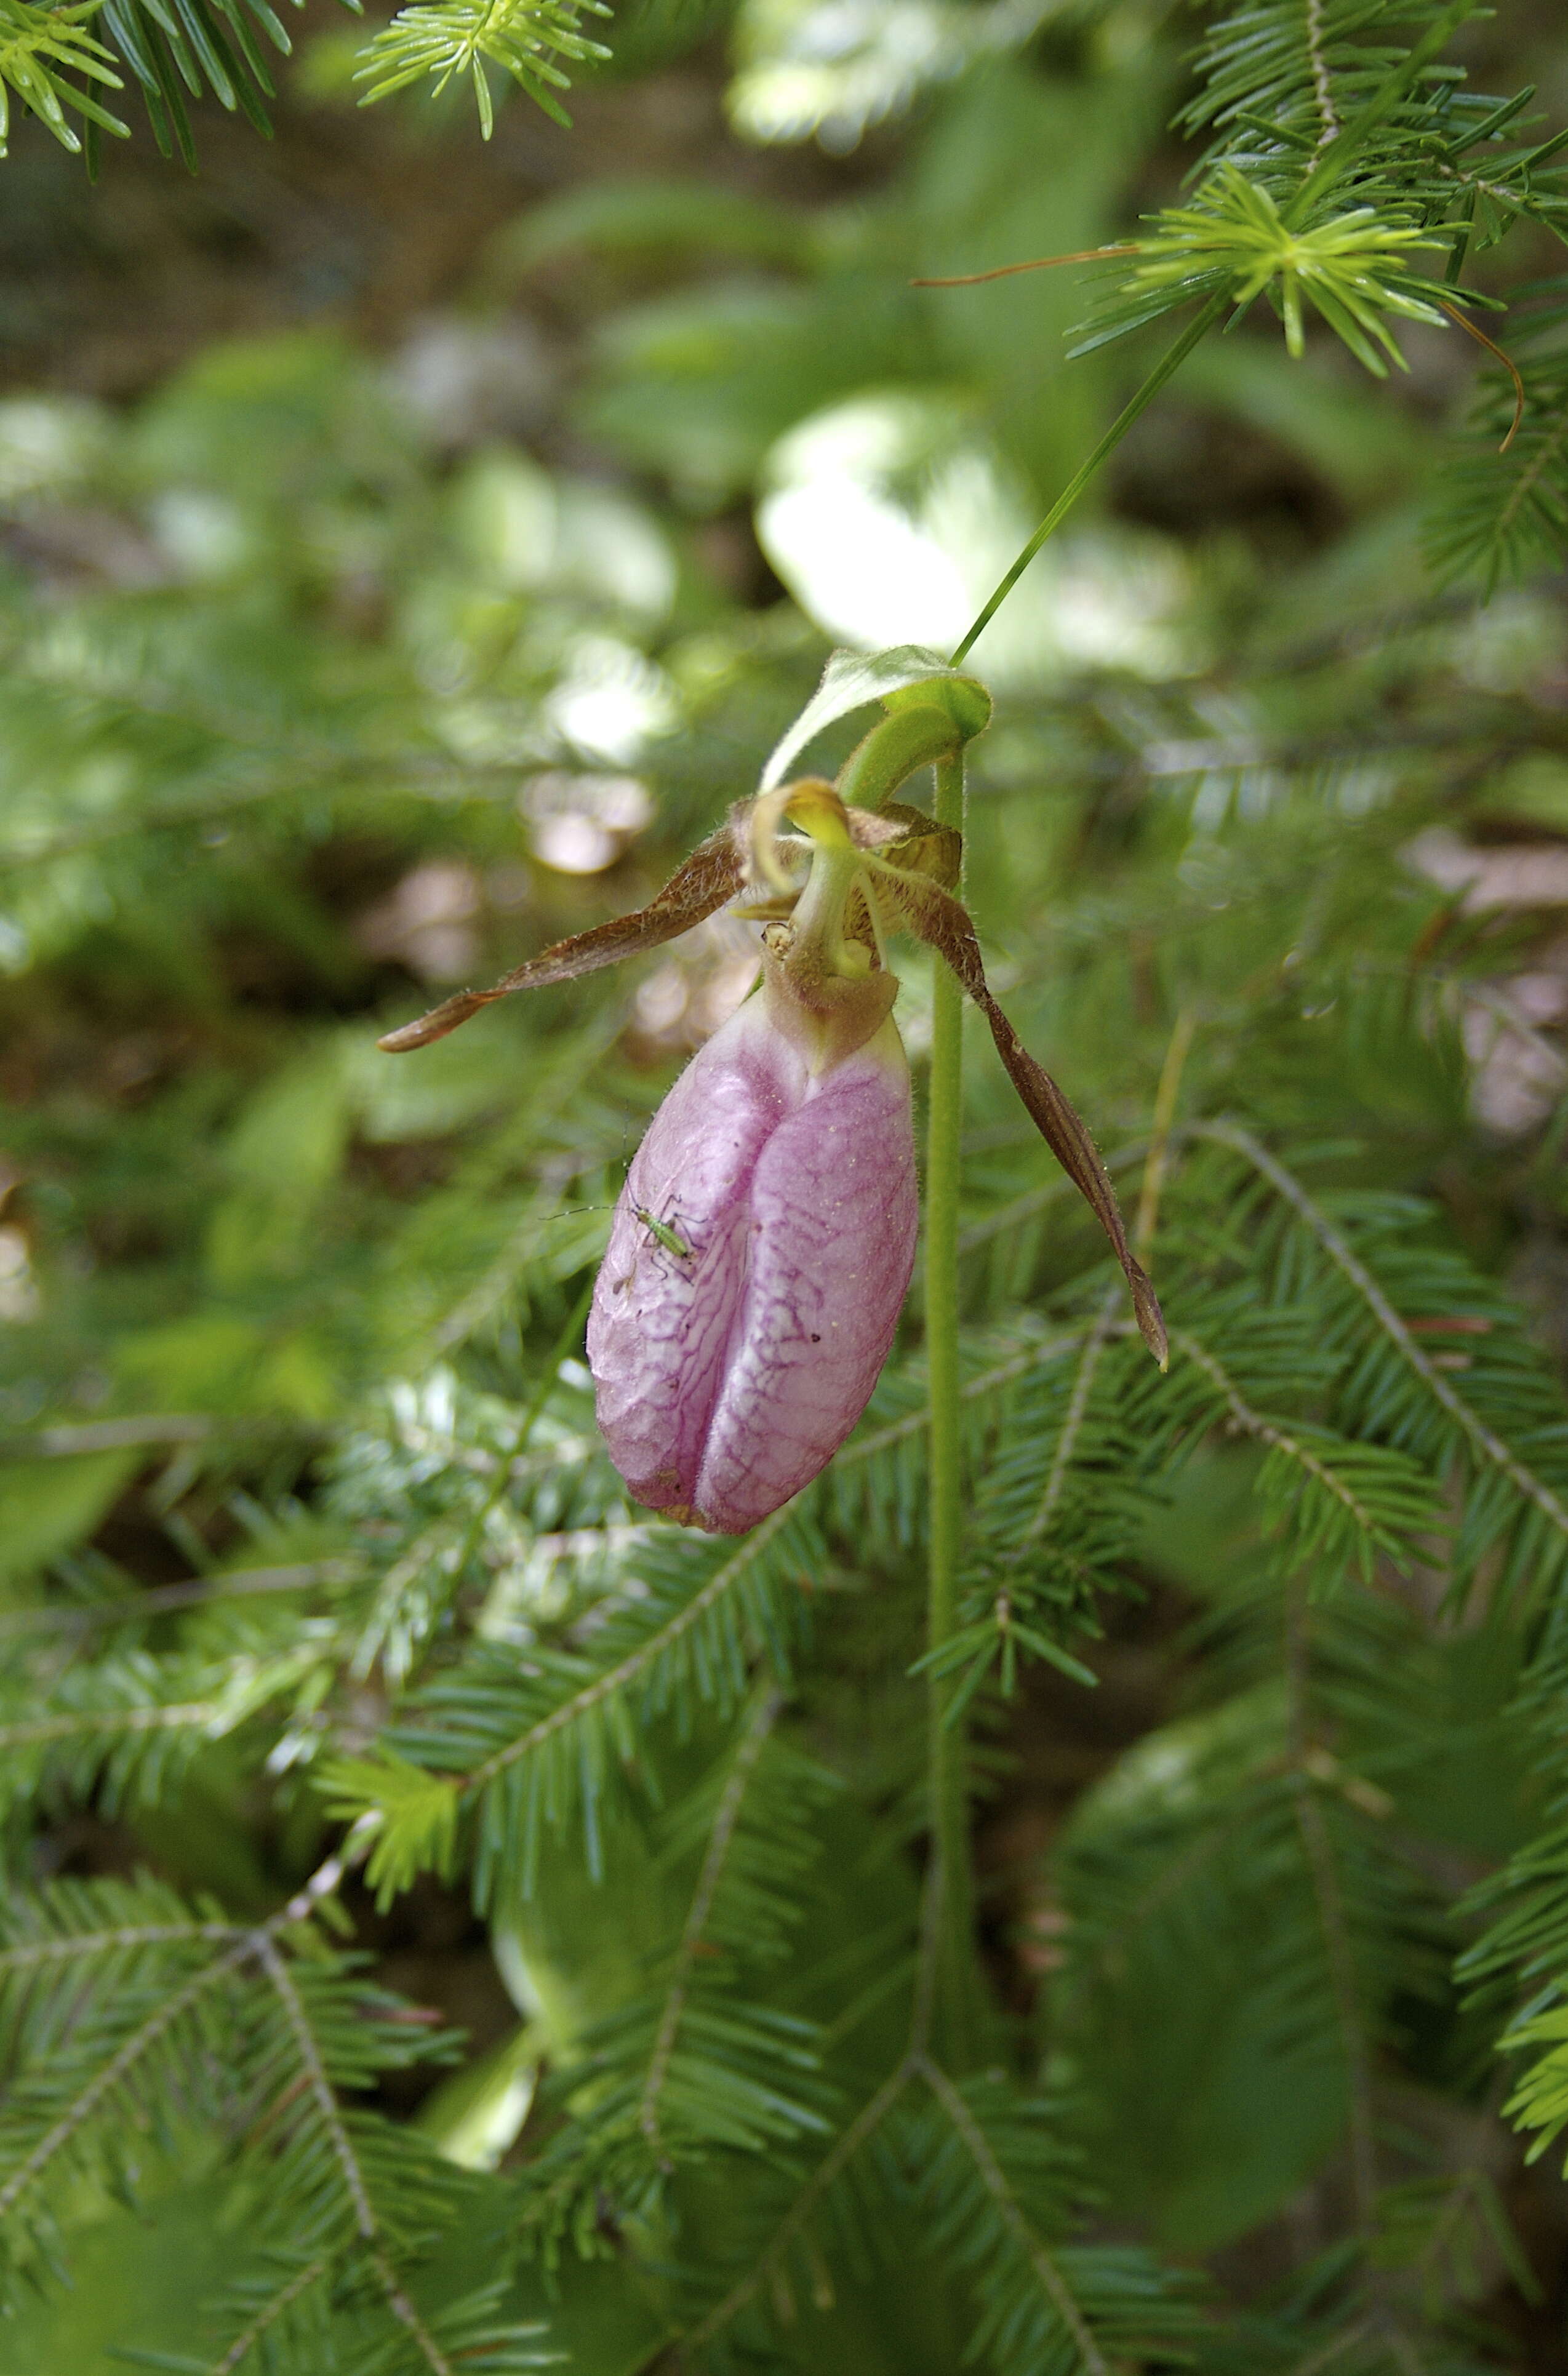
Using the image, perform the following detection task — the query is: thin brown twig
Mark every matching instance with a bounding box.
[1439,301,1526,451]
[911,244,1138,287]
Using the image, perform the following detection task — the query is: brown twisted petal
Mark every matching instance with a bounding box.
[377,819,751,1052]
[376,790,954,1055]
[865,853,1168,1369]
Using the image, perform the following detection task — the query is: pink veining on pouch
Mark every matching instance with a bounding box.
[586,994,918,1534]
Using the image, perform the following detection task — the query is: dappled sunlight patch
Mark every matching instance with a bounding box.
[758,393,1198,686]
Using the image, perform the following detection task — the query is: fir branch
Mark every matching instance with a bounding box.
[638,1686,784,2164]
[1196,1120,1568,1560]
[1182,0,1490,197]
[0,1844,370,2286]
[254,1938,382,2248]
[0,1697,219,1748]
[0,1833,537,2361]
[0,1649,325,1823]
[0,1412,313,1458]
[1429,283,1568,590]
[1064,0,1562,391]
[465,1508,794,1796]
[330,1330,1102,1919]
[515,1700,833,2258]
[0,1919,233,1973]
[0,1561,356,1637]
[1176,1325,1379,1535]
[342,1510,817,1898]
[1304,0,1339,154]
[838,1329,1088,1466]
[916,2059,1109,2376]
[1289,1678,1381,2242]
[1023,1294,1117,1546]
[680,2057,916,2353]
[208,2254,334,2376]
[353,0,611,136]
[0,1934,250,2245]
[0,0,127,156]
[350,1510,473,1687]
[957,1142,1148,1256]
[92,0,316,167]
[1106,170,1453,377]
[1169,1324,1440,1577]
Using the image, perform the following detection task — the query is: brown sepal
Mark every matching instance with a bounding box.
[378,821,748,1053]
[868,860,1167,1367]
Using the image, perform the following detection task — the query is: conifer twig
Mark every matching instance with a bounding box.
[210,2255,333,2376]
[1023,1302,1116,1548]
[0,1918,235,1970]
[1285,1578,1380,2245]
[682,2058,916,2351]
[841,1330,1088,1463]
[0,1943,250,2228]
[1196,1121,1568,1545]
[956,1139,1150,1253]
[916,2058,1110,2376]
[255,1935,456,2373]
[463,1508,795,1793]
[0,1699,224,1749]
[1132,1009,1196,1265]
[1172,1329,1382,1538]
[0,1561,357,1636]
[638,1687,783,2166]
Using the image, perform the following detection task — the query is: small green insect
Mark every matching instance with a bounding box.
[635,1204,693,1260]
[548,1193,694,1269]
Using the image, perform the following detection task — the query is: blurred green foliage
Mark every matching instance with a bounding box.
[5,1,1568,2370]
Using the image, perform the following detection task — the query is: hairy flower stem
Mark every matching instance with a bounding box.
[924,748,975,2061]
[949,296,1225,666]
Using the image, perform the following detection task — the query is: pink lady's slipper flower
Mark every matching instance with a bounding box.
[380,678,1164,1535]
[586,958,917,1534]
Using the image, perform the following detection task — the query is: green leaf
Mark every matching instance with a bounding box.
[760,646,991,793]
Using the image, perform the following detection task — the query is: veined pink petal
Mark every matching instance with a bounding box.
[586,994,918,1533]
